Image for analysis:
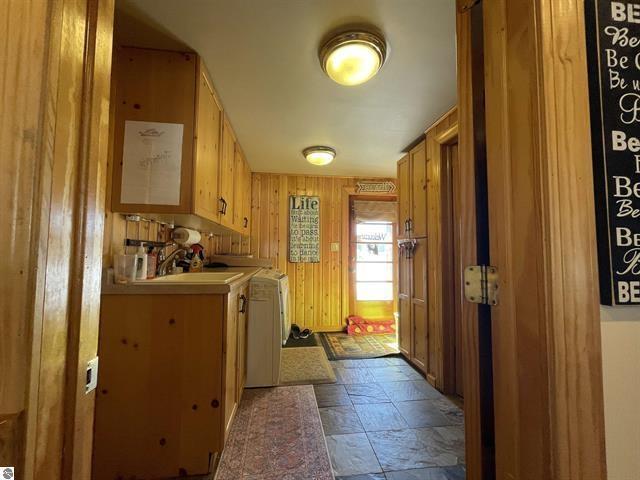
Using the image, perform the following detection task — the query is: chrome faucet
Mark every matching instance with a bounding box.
[157,246,190,277]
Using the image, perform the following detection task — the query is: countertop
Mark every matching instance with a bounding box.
[101,266,263,295]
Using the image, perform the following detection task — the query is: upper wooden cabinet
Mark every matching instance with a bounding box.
[397,140,427,238]
[397,154,411,237]
[410,141,427,237]
[194,66,223,223]
[110,46,251,235]
[233,145,251,234]
[218,114,236,229]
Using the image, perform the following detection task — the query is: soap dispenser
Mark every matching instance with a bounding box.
[135,243,148,280]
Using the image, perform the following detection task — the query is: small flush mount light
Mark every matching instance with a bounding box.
[303,146,336,166]
[319,30,387,86]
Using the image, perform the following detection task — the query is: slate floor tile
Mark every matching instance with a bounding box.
[336,474,387,480]
[430,398,464,425]
[326,433,383,477]
[385,465,465,480]
[320,405,365,435]
[355,402,409,432]
[346,383,391,404]
[314,384,352,407]
[334,359,369,369]
[366,366,412,382]
[379,381,441,402]
[334,367,377,385]
[396,365,425,381]
[367,426,465,471]
[394,400,453,428]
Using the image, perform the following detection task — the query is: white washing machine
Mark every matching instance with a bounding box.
[245,269,290,387]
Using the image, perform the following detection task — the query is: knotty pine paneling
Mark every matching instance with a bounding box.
[250,173,395,332]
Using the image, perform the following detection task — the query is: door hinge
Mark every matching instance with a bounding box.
[464,265,499,305]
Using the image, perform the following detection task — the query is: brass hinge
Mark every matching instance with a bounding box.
[464,265,499,305]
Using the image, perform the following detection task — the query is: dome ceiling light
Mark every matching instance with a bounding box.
[303,146,336,166]
[319,30,387,86]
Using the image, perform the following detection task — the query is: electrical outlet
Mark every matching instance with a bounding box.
[331,242,340,252]
[86,357,99,394]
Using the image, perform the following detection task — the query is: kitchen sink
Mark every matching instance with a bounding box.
[133,272,244,285]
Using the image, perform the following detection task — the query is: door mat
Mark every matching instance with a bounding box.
[279,347,336,385]
[283,332,320,348]
[214,385,333,480]
[319,332,399,360]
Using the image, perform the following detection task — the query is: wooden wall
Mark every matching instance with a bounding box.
[0,1,114,478]
[251,173,396,332]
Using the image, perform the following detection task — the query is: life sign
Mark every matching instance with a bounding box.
[586,0,640,304]
[289,195,320,263]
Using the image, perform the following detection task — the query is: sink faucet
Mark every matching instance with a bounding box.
[157,246,190,277]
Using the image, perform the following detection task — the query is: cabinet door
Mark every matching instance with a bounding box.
[219,115,236,229]
[398,245,412,357]
[397,155,411,237]
[242,157,252,234]
[111,47,196,214]
[223,293,238,440]
[410,141,427,237]
[193,65,222,222]
[233,146,246,230]
[236,285,249,402]
[411,238,428,373]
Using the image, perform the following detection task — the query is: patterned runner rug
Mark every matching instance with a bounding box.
[319,332,399,360]
[215,385,333,480]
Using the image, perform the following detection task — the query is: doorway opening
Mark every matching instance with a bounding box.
[347,196,399,356]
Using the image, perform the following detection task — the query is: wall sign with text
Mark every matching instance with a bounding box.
[289,195,320,263]
[586,0,640,304]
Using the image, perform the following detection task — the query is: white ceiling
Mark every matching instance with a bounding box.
[117,0,457,177]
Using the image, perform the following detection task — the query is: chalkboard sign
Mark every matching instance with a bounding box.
[586,0,640,305]
[289,195,320,263]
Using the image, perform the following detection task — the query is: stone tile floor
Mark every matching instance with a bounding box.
[316,356,466,480]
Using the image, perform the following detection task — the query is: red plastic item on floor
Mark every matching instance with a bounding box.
[346,315,397,335]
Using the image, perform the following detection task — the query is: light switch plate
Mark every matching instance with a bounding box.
[86,356,99,393]
[331,242,340,252]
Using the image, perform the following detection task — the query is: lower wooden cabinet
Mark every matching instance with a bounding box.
[94,284,249,480]
[397,237,430,379]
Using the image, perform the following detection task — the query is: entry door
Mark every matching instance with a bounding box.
[349,198,397,322]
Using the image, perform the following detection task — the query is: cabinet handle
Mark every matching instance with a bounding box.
[404,219,409,233]
[239,294,247,313]
[218,197,227,215]
[211,399,219,408]
[243,217,248,228]
[407,218,413,232]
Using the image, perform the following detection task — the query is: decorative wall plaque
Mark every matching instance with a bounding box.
[355,181,396,194]
[289,195,320,263]
[586,0,640,304]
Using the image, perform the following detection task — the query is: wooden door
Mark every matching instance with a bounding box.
[411,237,428,373]
[193,64,222,222]
[233,146,245,229]
[410,141,427,237]
[397,154,411,237]
[451,143,463,397]
[223,292,238,440]
[398,248,412,357]
[218,115,236,229]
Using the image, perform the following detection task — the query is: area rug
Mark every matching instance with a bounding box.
[319,332,399,360]
[279,347,336,385]
[283,332,320,348]
[214,385,333,480]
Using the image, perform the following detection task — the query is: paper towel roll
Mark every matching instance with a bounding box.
[172,227,201,246]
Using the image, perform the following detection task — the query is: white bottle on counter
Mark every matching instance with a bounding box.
[135,244,148,280]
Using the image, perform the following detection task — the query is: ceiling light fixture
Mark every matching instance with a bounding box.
[319,30,387,86]
[303,146,336,166]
